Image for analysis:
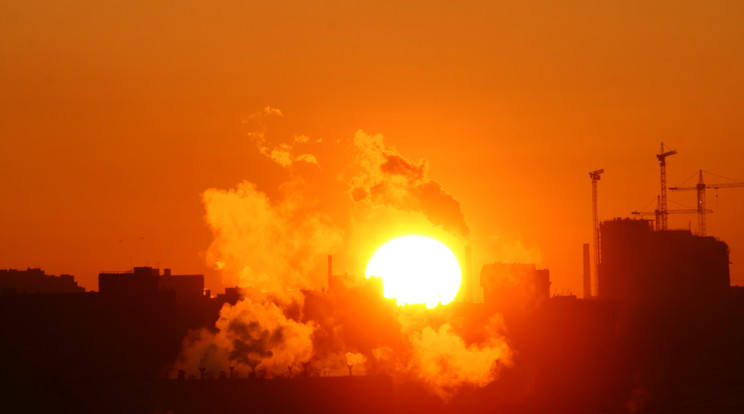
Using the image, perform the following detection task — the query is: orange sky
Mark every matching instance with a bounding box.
[2,1,743,296]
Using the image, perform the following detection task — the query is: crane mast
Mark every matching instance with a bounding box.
[589,168,604,297]
[669,170,744,236]
[697,170,706,235]
[656,142,677,231]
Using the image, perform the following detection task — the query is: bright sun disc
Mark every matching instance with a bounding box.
[365,235,461,308]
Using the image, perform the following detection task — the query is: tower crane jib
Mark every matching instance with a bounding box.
[669,170,744,236]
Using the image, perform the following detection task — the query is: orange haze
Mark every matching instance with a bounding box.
[2,1,743,297]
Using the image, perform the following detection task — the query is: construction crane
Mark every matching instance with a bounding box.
[656,142,677,231]
[670,170,744,236]
[589,168,604,297]
[631,196,663,230]
[631,195,708,231]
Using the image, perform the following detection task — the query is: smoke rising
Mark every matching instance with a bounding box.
[174,293,316,378]
[174,109,511,399]
[408,320,511,400]
[202,179,342,290]
[345,352,367,375]
[243,106,321,168]
[349,131,469,238]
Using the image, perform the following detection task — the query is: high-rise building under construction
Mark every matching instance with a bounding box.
[598,218,729,303]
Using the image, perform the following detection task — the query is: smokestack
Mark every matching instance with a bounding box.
[583,243,591,299]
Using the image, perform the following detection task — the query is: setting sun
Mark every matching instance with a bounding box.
[365,235,461,308]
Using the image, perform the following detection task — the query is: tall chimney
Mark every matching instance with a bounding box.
[582,243,591,299]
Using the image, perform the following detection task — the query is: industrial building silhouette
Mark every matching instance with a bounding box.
[0,267,234,384]
[0,268,84,294]
[2,221,744,412]
[599,218,730,303]
[480,263,550,313]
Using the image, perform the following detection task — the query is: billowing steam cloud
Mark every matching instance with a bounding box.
[202,179,342,290]
[175,293,315,378]
[345,352,367,375]
[175,108,510,399]
[350,131,469,238]
[407,320,511,400]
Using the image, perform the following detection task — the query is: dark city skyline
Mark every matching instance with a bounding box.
[2,1,744,412]
[3,219,744,412]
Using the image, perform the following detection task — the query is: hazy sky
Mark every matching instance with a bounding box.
[2,0,743,295]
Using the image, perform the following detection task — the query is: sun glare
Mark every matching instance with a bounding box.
[365,235,461,308]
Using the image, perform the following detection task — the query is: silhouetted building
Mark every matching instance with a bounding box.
[598,218,730,303]
[99,266,163,295]
[0,266,239,384]
[216,286,242,304]
[158,268,205,299]
[0,290,178,382]
[99,267,237,339]
[0,268,85,294]
[480,263,550,312]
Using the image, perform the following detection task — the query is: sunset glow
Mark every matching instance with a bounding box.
[2,1,744,411]
[365,235,461,308]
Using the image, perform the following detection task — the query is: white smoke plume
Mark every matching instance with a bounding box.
[349,131,469,238]
[174,293,315,378]
[175,108,512,400]
[408,321,512,400]
[345,352,367,376]
[202,178,342,290]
